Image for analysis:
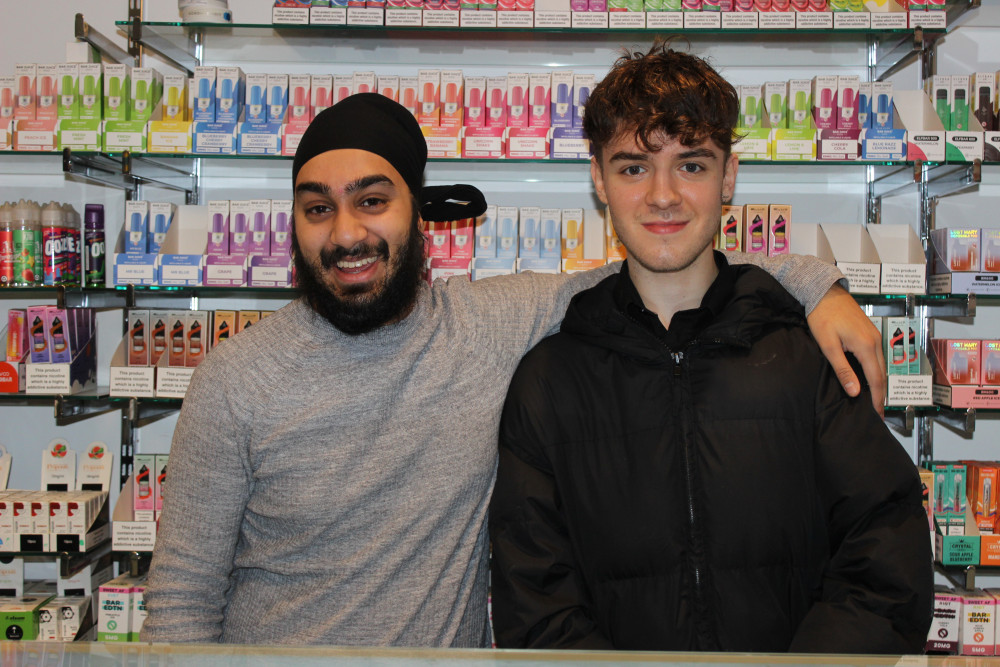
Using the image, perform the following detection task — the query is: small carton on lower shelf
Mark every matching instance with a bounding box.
[820,223,882,295]
[111,474,156,552]
[867,225,926,295]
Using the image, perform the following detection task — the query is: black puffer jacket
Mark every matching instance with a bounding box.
[489,258,933,654]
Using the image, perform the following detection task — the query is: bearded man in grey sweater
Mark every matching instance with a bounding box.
[141,93,886,647]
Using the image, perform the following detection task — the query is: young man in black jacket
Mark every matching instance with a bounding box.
[489,43,933,654]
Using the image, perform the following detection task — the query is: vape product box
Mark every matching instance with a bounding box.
[720,205,742,252]
[128,310,149,367]
[247,200,271,257]
[47,307,73,362]
[124,200,149,254]
[507,73,529,129]
[931,227,981,273]
[872,81,894,129]
[131,578,147,641]
[353,71,375,96]
[149,310,169,366]
[907,318,920,376]
[928,75,952,130]
[333,75,353,106]
[934,339,981,385]
[377,75,398,104]
[154,455,168,520]
[787,79,813,130]
[885,317,909,376]
[103,64,130,122]
[984,229,1000,273]
[0,76,17,122]
[0,594,53,641]
[486,76,507,128]
[399,76,419,116]
[237,311,260,333]
[58,595,91,640]
[551,71,574,128]
[148,202,175,255]
[960,589,996,655]
[463,76,486,128]
[475,206,497,258]
[287,73,312,123]
[309,74,332,118]
[130,67,161,123]
[837,75,860,130]
[440,70,463,127]
[229,201,254,255]
[952,74,971,132]
[969,462,999,533]
[77,64,102,121]
[605,209,625,262]
[206,200,230,255]
[451,218,474,259]
[14,64,36,120]
[167,314,186,367]
[573,74,594,128]
[133,454,156,521]
[540,208,562,259]
[6,309,27,361]
[417,70,440,127]
[186,310,207,368]
[271,200,292,257]
[743,204,768,254]
[857,82,872,129]
[518,207,541,258]
[213,311,236,348]
[738,85,763,129]
[983,340,1000,386]
[97,574,134,642]
[562,208,584,260]
[28,306,51,364]
[35,64,59,121]
[0,555,24,596]
[528,72,550,128]
[496,206,518,259]
[192,66,216,122]
[267,74,288,123]
[812,75,839,130]
[972,72,996,131]
[163,74,187,121]
[428,220,451,258]
[768,204,790,256]
[764,81,787,129]
[243,73,268,124]
[927,585,962,654]
[38,597,62,640]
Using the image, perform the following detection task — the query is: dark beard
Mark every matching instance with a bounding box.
[292,210,427,335]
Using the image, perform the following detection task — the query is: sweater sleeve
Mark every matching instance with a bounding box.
[140,350,255,643]
[788,355,933,654]
[489,361,614,650]
[727,251,845,315]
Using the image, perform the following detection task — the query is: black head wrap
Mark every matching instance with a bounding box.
[292,93,486,223]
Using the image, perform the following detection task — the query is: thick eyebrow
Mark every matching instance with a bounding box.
[295,174,396,198]
[607,150,649,163]
[677,147,718,160]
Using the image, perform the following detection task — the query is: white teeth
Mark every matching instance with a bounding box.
[337,255,378,270]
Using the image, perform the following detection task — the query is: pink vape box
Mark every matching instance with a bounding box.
[46,307,72,364]
[464,76,486,128]
[451,219,474,259]
[507,74,529,129]
[812,75,838,130]
[528,73,550,128]
[440,71,463,128]
[933,338,981,386]
[28,306,51,363]
[427,220,451,258]
[486,77,507,129]
[14,64,36,121]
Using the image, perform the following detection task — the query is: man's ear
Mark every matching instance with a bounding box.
[591,157,608,205]
[722,152,739,202]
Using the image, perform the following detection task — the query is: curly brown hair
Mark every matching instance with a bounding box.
[583,40,740,162]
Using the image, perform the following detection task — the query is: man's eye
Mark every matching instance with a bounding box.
[360,196,387,208]
[682,163,704,174]
[305,205,331,216]
[622,165,645,176]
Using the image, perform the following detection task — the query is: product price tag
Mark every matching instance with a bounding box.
[572,11,608,28]
[423,9,460,26]
[534,11,570,27]
[833,12,870,30]
[25,364,70,395]
[870,12,906,30]
[795,12,831,30]
[683,12,720,29]
[347,7,385,24]
[460,10,497,26]
[758,12,794,29]
[272,7,310,23]
[645,11,682,29]
[608,11,643,28]
[385,8,423,25]
[721,11,757,30]
[909,10,946,29]
[496,10,533,27]
[310,7,347,24]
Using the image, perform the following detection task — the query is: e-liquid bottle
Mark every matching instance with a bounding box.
[63,204,82,286]
[41,201,69,286]
[83,204,105,288]
[0,202,14,287]
[12,199,41,286]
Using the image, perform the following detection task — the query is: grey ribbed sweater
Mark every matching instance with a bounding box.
[141,255,841,647]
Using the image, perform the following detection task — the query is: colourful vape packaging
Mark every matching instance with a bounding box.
[14,64,36,120]
[605,208,625,262]
[77,64,102,120]
[266,73,288,123]
[768,204,790,256]
[972,72,996,132]
[163,74,187,121]
[506,73,529,129]
[0,76,17,121]
[573,74,594,128]
[6,309,27,362]
[787,79,813,130]
[148,202,175,255]
[960,590,996,656]
[550,72,574,129]
[206,200,230,255]
[475,205,497,258]
[212,311,236,348]
[271,200,292,257]
[440,70,464,128]
[518,206,541,258]
[926,586,961,654]
[837,75,860,130]
[463,76,486,128]
[720,205,743,252]
[333,74,354,106]
[885,317,908,375]
[287,74,312,123]
[186,311,207,368]
[353,71,376,97]
[528,72,550,128]
[35,64,59,121]
[907,318,920,376]
[167,312,187,367]
[486,76,507,128]
[743,204,768,254]
[451,218,474,259]
[229,201,253,255]
[44,307,70,364]
[983,340,1000,386]
[927,75,952,130]
[812,75,838,130]
[931,227,981,273]
[496,206,518,259]
[154,454,169,519]
[738,85,763,129]
[133,454,156,521]
[952,74,970,132]
[764,81,787,129]
[237,311,260,333]
[872,81,893,129]
[246,200,271,257]
[417,70,440,127]
[428,220,451,258]
[935,339,981,385]
[857,82,871,129]
[399,76,419,116]
[216,66,244,123]
[377,75,398,103]
[192,66,217,122]
[124,201,149,254]
[128,310,149,367]
[311,74,332,118]
[540,208,562,260]
[103,64,130,122]
[149,310,170,366]
[130,67,161,123]
[562,208,584,259]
